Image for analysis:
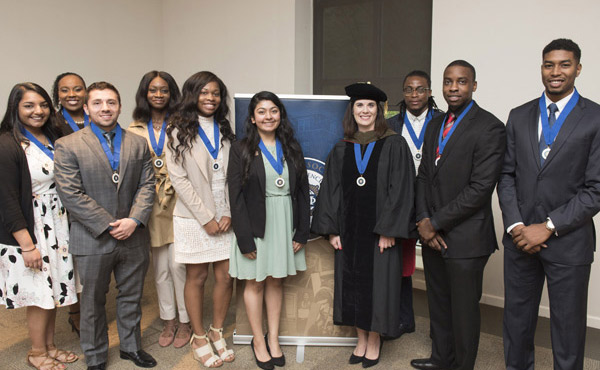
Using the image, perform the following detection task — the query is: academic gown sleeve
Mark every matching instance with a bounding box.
[373,135,416,239]
[310,142,345,237]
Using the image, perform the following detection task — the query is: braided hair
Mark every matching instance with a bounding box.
[398,70,442,120]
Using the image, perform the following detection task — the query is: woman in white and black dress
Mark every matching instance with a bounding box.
[0,83,78,370]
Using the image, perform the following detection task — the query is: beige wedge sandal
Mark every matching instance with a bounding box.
[190,332,222,368]
[208,325,235,363]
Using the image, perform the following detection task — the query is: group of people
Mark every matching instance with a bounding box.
[0,37,597,370]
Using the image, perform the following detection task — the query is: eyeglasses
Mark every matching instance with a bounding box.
[403,87,430,95]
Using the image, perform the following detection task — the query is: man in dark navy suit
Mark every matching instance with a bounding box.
[498,38,600,370]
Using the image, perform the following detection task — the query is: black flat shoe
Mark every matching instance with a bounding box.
[265,333,286,367]
[362,337,383,368]
[349,352,365,364]
[251,338,274,370]
[119,350,157,368]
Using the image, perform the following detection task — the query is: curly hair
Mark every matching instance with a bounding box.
[167,71,235,163]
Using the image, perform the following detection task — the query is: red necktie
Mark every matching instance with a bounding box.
[436,113,455,160]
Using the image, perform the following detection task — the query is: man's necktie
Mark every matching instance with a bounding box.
[436,113,455,161]
[103,131,115,153]
[540,103,558,165]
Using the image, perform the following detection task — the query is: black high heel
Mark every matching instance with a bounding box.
[68,310,80,337]
[251,338,274,370]
[362,337,383,368]
[349,352,365,364]
[265,333,285,367]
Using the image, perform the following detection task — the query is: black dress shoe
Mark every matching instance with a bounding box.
[251,338,274,370]
[362,337,383,368]
[87,363,106,370]
[265,333,285,367]
[410,358,448,370]
[120,350,157,368]
[349,352,364,364]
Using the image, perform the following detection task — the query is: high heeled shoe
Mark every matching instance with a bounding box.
[68,310,80,337]
[264,333,285,367]
[362,337,383,368]
[251,338,274,370]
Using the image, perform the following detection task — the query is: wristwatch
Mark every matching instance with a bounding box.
[545,217,557,235]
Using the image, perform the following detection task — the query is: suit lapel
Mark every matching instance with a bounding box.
[434,104,477,171]
[82,127,113,175]
[542,98,585,169]
[527,102,542,170]
[191,137,210,182]
[117,128,130,192]
[253,151,266,193]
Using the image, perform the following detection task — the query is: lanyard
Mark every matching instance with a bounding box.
[62,108,89,132]
[539,89,579,147]
[147,119,167,157]
[354,142,376,175]
[259,139,284,175]
[437,100,474,156]
[197,119,219,160]
[22,129,54,160]
[403,109,433,150]
[90,123,122,171]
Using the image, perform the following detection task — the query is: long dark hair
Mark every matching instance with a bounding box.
[398,70,442,120]
[167,71,235,163]
[132,71,181,123]
[239,91,306,184]
[342,100,388,139]
[0,83,63,146]
[51,72,87,110]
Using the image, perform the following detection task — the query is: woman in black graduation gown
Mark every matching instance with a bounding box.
[312,83,415,368]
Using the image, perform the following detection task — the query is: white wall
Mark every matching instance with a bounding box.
[0,0,163,123]
[430,0,600,328]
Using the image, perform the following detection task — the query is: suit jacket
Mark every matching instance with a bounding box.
[54,125,155,256]
[228,140,310,254]
[165,127,231,226]
[497,95,600,265]
[416,101,506,258]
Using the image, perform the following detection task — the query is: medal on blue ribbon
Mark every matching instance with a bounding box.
[259,139,285,187]
[539,88,579,159]
[354,142,375,187]
[22,128,54,160]
[148,119,167,168]
[404,109,433,161]
[62,108,89,132]
[198,119,220,171]
[436,100,474,166]
[91,122,122,183]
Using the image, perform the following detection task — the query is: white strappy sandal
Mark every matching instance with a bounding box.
[208,325,235,362]
[190,332,222,368]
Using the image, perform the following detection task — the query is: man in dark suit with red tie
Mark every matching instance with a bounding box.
[411,60,506,370]
[498,38,600,370]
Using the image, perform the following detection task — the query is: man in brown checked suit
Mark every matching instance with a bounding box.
[54,82,156,370]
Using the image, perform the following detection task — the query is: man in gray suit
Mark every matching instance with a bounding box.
[55,82,156,370]
[498,39,600,370]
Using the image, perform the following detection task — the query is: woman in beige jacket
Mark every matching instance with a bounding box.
[166,71,236,368]
[128,71,192,348]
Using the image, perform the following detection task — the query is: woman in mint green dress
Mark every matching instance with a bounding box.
[228,91,310,370]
